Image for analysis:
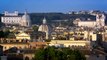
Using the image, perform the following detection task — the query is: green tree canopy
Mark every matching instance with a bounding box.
[0,30,10,38]
[33,47,86,60]
[32,25,39,32]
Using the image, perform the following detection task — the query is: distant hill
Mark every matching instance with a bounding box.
[0,13,99,26]
[0,14,3,22]
[29,13,96,25]
[105,14,107,24]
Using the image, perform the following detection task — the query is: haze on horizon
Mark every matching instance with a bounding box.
[0,0,107,13]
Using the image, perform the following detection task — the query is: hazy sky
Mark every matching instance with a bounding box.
[0,0,107,13]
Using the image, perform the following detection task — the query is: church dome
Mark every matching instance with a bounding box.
[22,11,30,21]
[38,18,49,32]
[38,18,49,39]
[38,24,49,32]
[21,11,31,27]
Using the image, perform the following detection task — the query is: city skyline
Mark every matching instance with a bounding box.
[0,0,107,13]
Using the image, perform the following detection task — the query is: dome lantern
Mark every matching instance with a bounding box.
[43,17,47,24]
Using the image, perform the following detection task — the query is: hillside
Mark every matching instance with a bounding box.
[0,13,99,26]
[29,13,96,25]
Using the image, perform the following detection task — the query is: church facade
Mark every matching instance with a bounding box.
[1,11,31,27]
[38,18,49,39]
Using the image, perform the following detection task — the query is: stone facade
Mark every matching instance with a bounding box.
[1,11,31,27]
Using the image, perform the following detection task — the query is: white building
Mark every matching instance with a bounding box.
[49,40,91,47]
[78,21,96,27]
[78,14,106,28]
[1,11,31,27]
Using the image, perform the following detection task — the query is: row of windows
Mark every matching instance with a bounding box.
[2,17,21,19]
[2,19,21,21]
[0,40,29,43]
[2,20,21,23]
[3,46,28,50]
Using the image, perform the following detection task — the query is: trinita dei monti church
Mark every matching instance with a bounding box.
[1,11,31,27]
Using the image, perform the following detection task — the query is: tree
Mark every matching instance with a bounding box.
[33,47,86,60]
[0,31,5,38]
[33,47,57,60]
[0,30,10,38]
[45,39,51,42]
[32,25,39,32]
